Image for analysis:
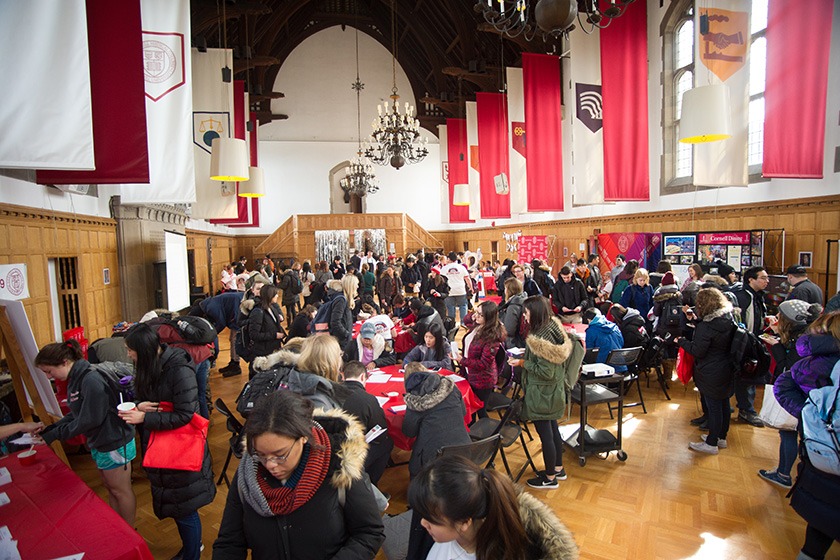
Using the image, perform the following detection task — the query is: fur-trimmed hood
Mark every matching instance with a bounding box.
[518,492,580,560]
[252,347,301,371]
[701,302,733,322]
[653,284,680,302]
[403,372,456,412]
[239,296,256,317]
[525,317,573,365]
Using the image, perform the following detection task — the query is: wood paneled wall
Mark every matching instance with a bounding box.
[0,204,121,347]
[432,195,840,297]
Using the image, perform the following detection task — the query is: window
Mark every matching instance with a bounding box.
[661,0,769,193]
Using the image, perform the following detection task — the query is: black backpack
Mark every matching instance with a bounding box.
[662,301,682,329]
[234,328,255,362]
[729,323,771,384]
[288,272,303,295]
[170,316,216,345]
[237,367,290,417]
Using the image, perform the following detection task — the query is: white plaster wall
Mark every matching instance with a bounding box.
[0,170,116,217]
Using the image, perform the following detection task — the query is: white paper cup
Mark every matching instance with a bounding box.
[117,402,137,413]
[386,391,400,399]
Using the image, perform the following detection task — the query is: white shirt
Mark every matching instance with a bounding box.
[426,541,475,560]
[363,314,395,340]
[441,262,470,296]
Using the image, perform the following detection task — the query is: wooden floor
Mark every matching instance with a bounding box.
[69,338,840,560]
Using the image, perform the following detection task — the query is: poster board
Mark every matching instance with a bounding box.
[662,230,764,273]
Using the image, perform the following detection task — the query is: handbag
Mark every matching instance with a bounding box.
[676,347,695,385]
[142,402,209,472]
[759,384,798,431]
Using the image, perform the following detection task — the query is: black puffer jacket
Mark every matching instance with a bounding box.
[412,306,445,345]
[501,292,527,348]
[247,304,284,358]
[613,308,649,350]
[137,345,216,520]
[677,306,735,399]
[652,285,684,338]
[327,288,354,348]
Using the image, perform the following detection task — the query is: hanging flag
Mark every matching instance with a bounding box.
[466,102,482,221]
[445,118,473,223]
[190,48,237,219]
[213,81,252,226]
[763,0,832,178]
[601,0,650,201]
[568,32,604,206]
[121,0,194,203]
[506,67,528,215]
[476,92,511,219]
[693,0,750,187]
[37,0,148,185]
[0,0,94,170]
[522,53,565,211]
[438,124,450,223]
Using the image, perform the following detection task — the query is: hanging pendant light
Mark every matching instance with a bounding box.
[453,183,470,206]
[210,137,250,181]
[679,84,732,144]
[239,166,265,197]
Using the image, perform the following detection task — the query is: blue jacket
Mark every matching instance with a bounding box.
[619,284,654,321]
[198,291,241,332]
[585,315,626,372]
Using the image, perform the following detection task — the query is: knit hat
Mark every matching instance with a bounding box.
[778,299,818,326]
[662,271,676,286]
[360,323,377,339]
[716,262,735,278]
[431,267,442,275]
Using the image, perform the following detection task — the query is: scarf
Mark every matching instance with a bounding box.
[238,424,332,517]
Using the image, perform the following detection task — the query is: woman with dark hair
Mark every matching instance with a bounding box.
[300,260,316,306]
[508,296,583,488]
[377,265,402,314]
[36,339,136,525]
[406,455,579,560]
[247,284,285,378]
[361,263,376,297]
[118,324,215,560]
[403,323,452,370]
[461,300,507,418]
[680,263,704,307]
[676,288,735,455]
[500,277,527,348]
[422,267,449,319]
[213,391,384,559]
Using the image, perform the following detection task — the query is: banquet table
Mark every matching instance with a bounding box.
[0,446,153,560]
[364,364,483,450]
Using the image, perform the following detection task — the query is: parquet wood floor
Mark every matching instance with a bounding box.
[69,338,840,559]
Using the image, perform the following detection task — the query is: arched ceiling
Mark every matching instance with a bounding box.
[190,0,564,129]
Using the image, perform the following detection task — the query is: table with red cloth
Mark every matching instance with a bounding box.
[0,446,154,559]
[364,364,483,450]
[480,272,497,293]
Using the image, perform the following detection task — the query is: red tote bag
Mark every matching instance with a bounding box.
[142,402,209,472]
[676,347,695,385]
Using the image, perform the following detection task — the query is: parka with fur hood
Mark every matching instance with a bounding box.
[522,317,584,422]
[213,408,385,559]
[677,299,735,400]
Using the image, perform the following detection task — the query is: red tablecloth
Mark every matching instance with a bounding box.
[365,364,483,450]
[480,272,497,293]
[0,446,154,560]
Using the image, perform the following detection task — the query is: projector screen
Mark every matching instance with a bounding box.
[164,231,190,311]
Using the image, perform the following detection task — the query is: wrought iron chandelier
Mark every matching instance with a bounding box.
[575,0,637,33]
[342,11,378,197]
[364,0,428,169]
[475,0,536,40]
[476,0,637,39]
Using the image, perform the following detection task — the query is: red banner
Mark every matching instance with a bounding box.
[600,0,649,201]
[698,232,750,244]
[762,0,832,178]
[446,119,473,223]
[522,53,564,212]
[37,0,149,185]
[476,92,511,219]
[211,81,250,226]
[518,235,548,263]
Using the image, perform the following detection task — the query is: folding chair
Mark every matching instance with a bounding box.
[583,347,600,365]
[604,346,646,417]
[468,399,537,482]
[436,434,502,468]
[214,398,245,487]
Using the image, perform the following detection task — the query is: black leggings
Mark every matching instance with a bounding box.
[532,419,564,473]
[802,524,836,560]
[471,386,493,419]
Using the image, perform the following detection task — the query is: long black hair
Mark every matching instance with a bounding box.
[124,323,162,400]
[523,295,553,332]
[408,455,530,560]
[425,322,446,361]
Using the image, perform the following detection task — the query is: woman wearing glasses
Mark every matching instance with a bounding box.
[213,390,385,559]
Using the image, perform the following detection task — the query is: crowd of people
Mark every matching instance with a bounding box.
[10,247,840,560]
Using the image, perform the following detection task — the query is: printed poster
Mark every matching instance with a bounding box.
[0,264,29,300]
[728,245,742,272]
[663,235,696,256]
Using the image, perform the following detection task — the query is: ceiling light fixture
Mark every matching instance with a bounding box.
[679,84,732,144]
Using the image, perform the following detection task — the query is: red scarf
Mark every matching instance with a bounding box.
[256,425,331,515]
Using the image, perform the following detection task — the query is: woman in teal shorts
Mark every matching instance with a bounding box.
[36,339,137,525]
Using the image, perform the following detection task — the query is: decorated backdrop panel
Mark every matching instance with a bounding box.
[518,235,548,264]
[597,232,661,273]
[315,230,350,264]
[353,229,387,257]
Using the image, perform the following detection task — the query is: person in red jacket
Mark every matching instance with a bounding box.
[460,300,506,419]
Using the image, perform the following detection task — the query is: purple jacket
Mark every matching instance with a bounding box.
[774,334,840,418]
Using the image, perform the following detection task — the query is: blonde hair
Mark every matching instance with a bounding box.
[326,279,343,292]
[808,311,840,342]
[504,277,523,300]
[297,335,342,382]
[404,361,427,378]
[633,268,650,286]
[341,274,359,302]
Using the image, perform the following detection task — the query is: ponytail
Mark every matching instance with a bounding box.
[476,468,530,560]
[35,339,84,367]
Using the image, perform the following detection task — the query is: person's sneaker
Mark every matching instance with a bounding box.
[688,441,719,454]
[758,469,792,489]
[738,411,765,427]
[702,435,727,448]
[554,467,568,481]
[690,415,707,426]
[527,473,559,489]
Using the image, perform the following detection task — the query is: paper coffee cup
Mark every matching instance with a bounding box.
[386,391,400,399]
[18,449,37,466]
[117,402,137,412]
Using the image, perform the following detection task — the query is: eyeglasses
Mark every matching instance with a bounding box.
[253,439,301,466]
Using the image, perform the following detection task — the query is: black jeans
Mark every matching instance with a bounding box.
[703,395,730,446]
[471,386,493,419]
[532,419,564,473]
[365,438,394,485]
[802,524,835,559]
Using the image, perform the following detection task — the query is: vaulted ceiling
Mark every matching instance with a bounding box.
[190,0,564,128]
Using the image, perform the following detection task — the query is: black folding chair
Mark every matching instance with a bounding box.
[214,398,245,487]
[605,346,646,416]
[468,399,537,482]
[583,347,600,365]
[436,434,502,468]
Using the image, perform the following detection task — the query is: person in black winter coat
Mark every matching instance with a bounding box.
[287,304,316,341]
[609,304,649,351]
[500,277,528,348]
[327,277,356,349]
[409,301,446,346]
[401,256,423,296]
[422,267,449,319]
[552,266,588,323]
[213,391,384,560]
[246,285,286,379]
[119,325,215,560]
[531,259,556,298]
[676,288,735,455]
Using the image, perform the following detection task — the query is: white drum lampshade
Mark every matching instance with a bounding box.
[679,84,732,144]
[453,183,470,206]
[239,166,265,197]
[209,137,250,181]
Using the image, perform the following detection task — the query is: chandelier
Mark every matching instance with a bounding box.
[475,0,536,40]
[575,0,637,32]
[477,0,637,39]
[342,9,378,197]
[364,0,428,169]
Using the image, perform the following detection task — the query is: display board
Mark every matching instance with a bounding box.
[164,231,190,311]
[662,230,764,273]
